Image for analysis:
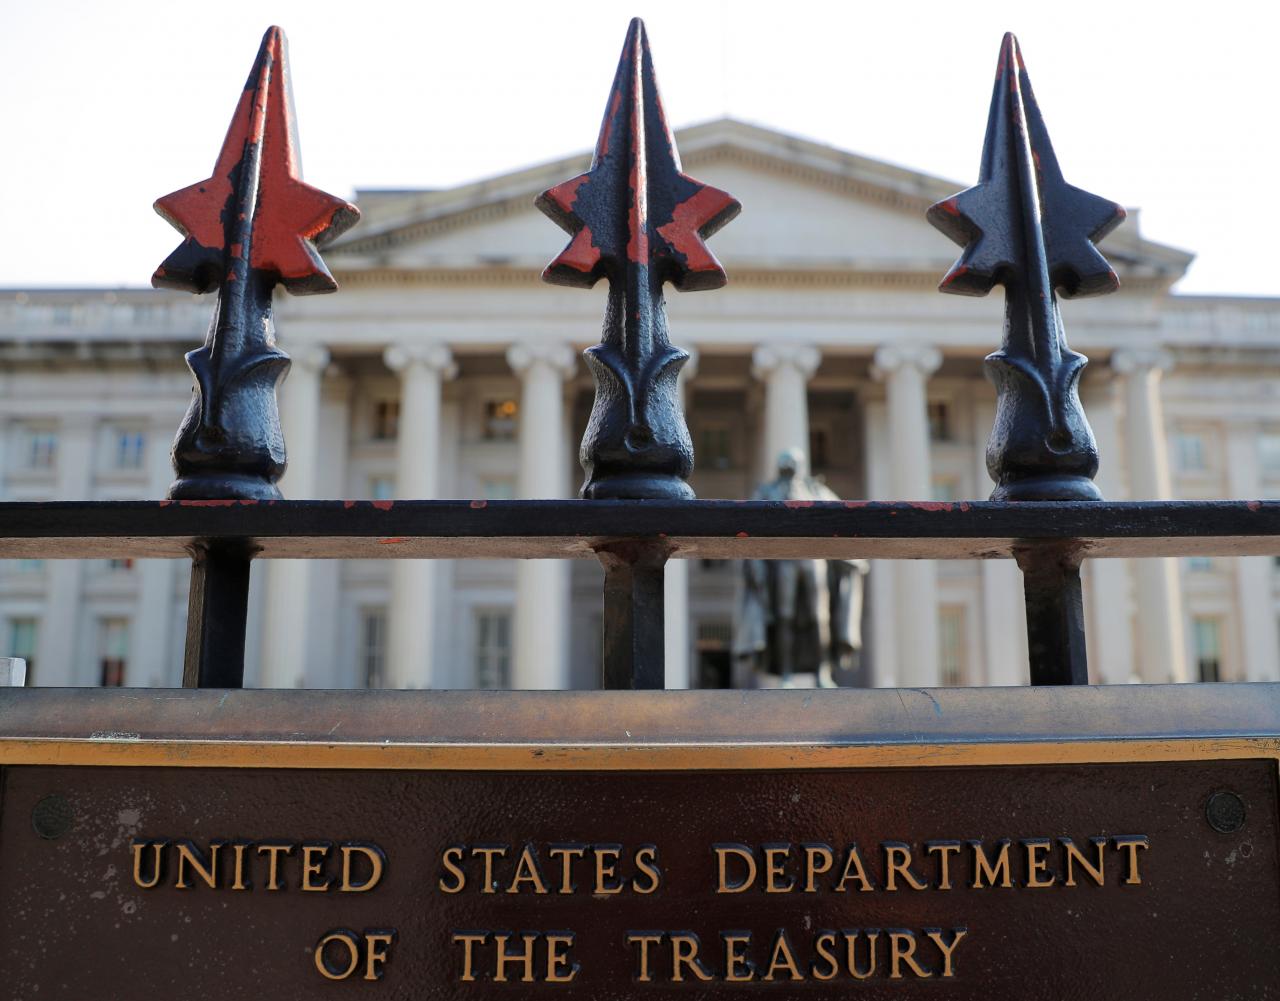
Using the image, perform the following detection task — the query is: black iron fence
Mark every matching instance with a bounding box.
[4,22,1278,693]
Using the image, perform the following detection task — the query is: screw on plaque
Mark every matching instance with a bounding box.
[31,795,74,840]
[1205,791,1246,834]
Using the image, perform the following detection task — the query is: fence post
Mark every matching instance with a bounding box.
[928,34,1126,683]
[536,19,739,689]
[150,26,358,687]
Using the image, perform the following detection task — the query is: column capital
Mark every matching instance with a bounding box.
[506,341,577,379]
[289,343,331,373]
[1111,347,1174,375]
[751,343,820,381]
[871,343,941,381]
[384,342,457,379]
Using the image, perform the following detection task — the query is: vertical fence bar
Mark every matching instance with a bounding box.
[596,542,669,690]
[1015,545,1089,685]
[150,27,358,687]
[182,542,254,688]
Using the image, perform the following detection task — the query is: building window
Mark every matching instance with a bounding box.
[18,426,57,470]
[1193,617,1222,683]
[1261,433,1280,474]
[698,425,733,471]
[931,477,959,503]
[111,427,147,470]
[483,399,519,441]
[1175,432,1206,473]
[474,610,512,690]
[480,478,516,501]
[927,402,952,442]
[108,558,134,572]
[808,428,830,473]
[372,400,400,441]
[938,607,966,686]
[360,608,387,688]
[7,618,37,685]
[12,559,44,574]
[369,476,395,501]
[695,620,733,650]
[98,617,130,687]
[1187,557,1213,573]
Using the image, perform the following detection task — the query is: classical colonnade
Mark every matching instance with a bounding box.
[260,340,1279,690]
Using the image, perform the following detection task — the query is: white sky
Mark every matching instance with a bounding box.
[1,0,1277,296]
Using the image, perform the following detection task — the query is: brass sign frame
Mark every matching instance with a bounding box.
[1,683,1277,772]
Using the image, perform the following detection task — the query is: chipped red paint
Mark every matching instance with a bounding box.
[735,531,749,538]
[783,500,815,509]
[842,501,871,509]
[343,500,356,509]
[657,185,736,280]
[378,537,406,545]
[937,197,960,217]
[908,501,955,512]
[152,26,358,294]
[542,175,587,214]
[597,88,623,159]
[555,226,601,275]
[1249,500,1262,511]
[178,499,239,507]
[469,500,487,509]
[371,500,394,511]
[625,44,649,268]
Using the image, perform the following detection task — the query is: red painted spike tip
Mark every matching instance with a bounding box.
[995,32,1023,79]
[536,16,740,292]
[152,26,359,296]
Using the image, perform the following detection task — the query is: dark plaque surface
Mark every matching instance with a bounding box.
[1,758,1277,999]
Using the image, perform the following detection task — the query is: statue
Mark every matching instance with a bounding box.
[732,449,869,687]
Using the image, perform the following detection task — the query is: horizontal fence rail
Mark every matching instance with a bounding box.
[1,499,1278,561]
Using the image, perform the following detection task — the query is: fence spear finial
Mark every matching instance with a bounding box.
[928,32,1124,501]
[153,26,359,500]
[537,17,740,499]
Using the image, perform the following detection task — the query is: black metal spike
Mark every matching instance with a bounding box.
[928,33,1125,502]
[536,17,740,500]
[153,26,359,501]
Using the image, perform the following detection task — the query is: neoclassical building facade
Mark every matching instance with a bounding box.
[2,120,1279,691]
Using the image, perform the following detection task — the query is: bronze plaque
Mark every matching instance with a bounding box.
[1,754,1278,999]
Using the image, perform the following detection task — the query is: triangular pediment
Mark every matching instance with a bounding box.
[328,119,1192,286]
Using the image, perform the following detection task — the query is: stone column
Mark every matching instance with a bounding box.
[37,415,93,685]
[507,342,576,689]
[863,399,897,686]
[1227,421,1280,681]
[309,372,353,689]
[260,344,329,688]
[132,414,179,686]
[972,399,1027,685]
[752,344,820,474]
[383,343,456,689]
[664,348,698,689]
[1112,349,1188,683]
[872,344,942,686]
[1083,380,1136,683]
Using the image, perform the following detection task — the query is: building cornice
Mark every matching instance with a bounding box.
[330,265,1177,294]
